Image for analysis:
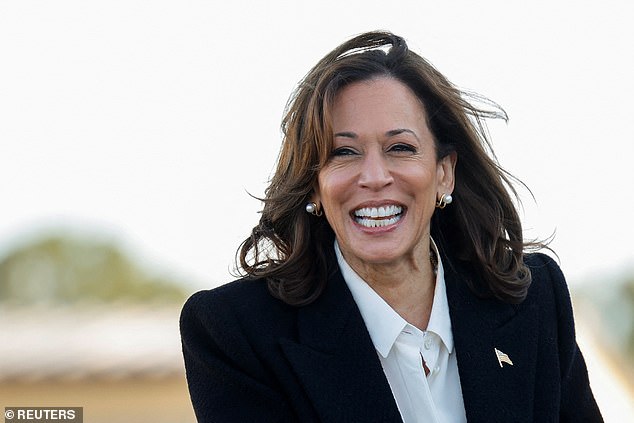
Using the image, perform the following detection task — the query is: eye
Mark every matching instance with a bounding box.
[388,143,417,153]
[331,147,358,157]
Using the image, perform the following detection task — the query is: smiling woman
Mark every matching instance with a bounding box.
[314,78,455,300]
[180,31,603,423]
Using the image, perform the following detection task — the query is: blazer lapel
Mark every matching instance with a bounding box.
[445,260,538,422]
[280,270,403,423]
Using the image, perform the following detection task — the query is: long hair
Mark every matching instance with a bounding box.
[237,31,540,306]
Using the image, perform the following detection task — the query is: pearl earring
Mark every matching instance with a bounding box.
[436,193,453,209]
[305,202,322,216]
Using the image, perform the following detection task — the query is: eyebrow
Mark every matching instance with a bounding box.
[386,128,420,141]
[334,128,420,141]
[333,131,357,139]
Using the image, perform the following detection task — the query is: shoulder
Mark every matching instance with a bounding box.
[524,252,563,280]
[522,252,575,326]
[523,252,571,309]
[180,278,297,346]
[182,278,275,318]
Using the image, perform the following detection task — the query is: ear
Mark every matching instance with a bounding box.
[436,152,457,195]
[310,183,321,207]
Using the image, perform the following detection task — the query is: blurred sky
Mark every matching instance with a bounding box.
[1,0,633,290]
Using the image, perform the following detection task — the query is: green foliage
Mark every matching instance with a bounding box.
[576,271,634,377]
[620,277,634,356]
[0,234,188,305]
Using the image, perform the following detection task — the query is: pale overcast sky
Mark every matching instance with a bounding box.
[1,0,633,289]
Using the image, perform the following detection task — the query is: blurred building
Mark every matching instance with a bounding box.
[0,304,195,423]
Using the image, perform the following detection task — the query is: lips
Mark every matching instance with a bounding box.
[353,205,403,228]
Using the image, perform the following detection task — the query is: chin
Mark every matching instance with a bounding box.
[350,249,403,266]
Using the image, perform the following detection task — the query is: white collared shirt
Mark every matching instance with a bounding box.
[335,241,467,423]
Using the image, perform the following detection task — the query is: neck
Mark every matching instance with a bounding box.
[346,250,437,331]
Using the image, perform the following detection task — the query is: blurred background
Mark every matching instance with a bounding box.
[1,0,632,421]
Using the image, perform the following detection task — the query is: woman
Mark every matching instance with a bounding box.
[180,31,602,422]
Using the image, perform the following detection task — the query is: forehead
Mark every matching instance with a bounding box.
[331,77,428,131]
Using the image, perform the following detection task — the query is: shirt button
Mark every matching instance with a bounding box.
[424,338,433,350]
[434,366,440,374]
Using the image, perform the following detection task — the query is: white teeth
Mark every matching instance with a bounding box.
[356,215,401,228]
[354,205,402,218]
[353,205,403,227]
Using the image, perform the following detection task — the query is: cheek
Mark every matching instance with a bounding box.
[401,164,437,192]
[317,169,346,207]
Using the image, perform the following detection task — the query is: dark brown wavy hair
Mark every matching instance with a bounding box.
[237,31,541,306]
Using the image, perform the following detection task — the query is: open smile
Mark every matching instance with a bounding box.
[352,205,404,228]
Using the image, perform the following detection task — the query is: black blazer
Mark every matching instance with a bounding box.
[180,253,602,422]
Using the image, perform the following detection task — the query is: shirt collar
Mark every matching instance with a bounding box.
[427,238,454,352]
[335,239,454,358]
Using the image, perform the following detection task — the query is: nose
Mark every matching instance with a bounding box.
[358,149,394,190]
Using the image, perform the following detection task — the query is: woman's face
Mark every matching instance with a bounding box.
[314,77,456,270]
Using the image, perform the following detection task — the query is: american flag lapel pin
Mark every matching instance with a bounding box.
[494,348,513,367]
